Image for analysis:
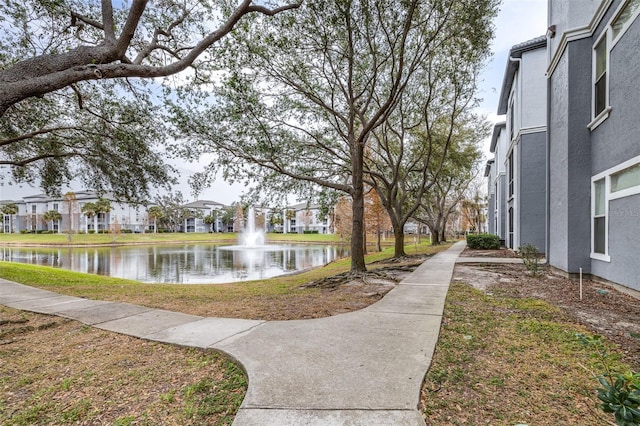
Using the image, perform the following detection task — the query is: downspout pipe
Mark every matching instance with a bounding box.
[546,67,551,258]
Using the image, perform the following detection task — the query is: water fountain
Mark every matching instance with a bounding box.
[241,206,265,247]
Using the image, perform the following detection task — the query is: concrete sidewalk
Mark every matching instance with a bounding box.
[0,241,466,426]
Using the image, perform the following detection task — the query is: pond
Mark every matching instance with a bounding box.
[0,243,349,284]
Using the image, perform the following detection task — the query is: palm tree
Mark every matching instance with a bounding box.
[285,209,296,234]
[1,203,19,233]
[147,206,163,233]
[95,198,112,233]
[43,210,62,233]
[203,213,215,232]
[81,202,97,233]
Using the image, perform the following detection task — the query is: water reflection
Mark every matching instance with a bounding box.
[0,244,349,284]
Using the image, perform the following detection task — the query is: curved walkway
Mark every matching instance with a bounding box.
[0,241,466,425]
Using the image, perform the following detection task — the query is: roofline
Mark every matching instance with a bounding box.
[484,159,495,177]
[497,36,547,114]
[490,121,506,153]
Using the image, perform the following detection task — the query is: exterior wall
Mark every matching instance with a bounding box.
[517,131,547,252]
[548,50,570,271]
[292,208,329,233]
[548,37,593,273]
[592,195,640,291]
[497,175,507,242]
[548,0,601,57]
[487,191,496,234]
[3,192,150,233]
[587,3,640,290]
[520,48,549,129]
[591,8,640,174]
[494,126,508,243]
[550,38,594,273]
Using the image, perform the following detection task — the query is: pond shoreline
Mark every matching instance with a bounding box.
[0,234,357,248]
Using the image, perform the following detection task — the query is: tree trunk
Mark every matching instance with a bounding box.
[363,227,368,255]
[430,224,441,245]
[392,221,406,257]
[351,191,366,272]
[350,146,366,273]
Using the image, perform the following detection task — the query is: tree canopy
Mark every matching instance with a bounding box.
[173,0,498,270]
[0,0,300,201]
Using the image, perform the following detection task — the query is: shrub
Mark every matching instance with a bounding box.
[303,230,319,234]
[577,334,640,426]
[518,243,543,276]
[466,233,500,250]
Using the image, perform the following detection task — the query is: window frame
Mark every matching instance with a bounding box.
[592,178,608,259]
[591,155,640,262]
[589,0,640,130]
[590,30,610,129]
[611,0,640,45]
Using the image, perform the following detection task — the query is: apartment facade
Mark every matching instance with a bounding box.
[1,191,150,233]
[488,0,640,292]
[547,0,640,291]
[486,121,509,244]
[181,200,226,233]
[494,36,548,253]
[282,203,331,234]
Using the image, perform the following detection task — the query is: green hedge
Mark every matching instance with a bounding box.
[466,233,500,250]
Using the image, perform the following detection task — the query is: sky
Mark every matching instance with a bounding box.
[477,0,548,156]
[0,0,548,205]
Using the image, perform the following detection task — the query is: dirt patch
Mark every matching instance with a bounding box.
[456,263,640,369]
[460,247,518,258]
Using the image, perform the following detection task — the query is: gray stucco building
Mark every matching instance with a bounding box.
[488,0,640,293]
[493,36,548,254]
[547,0,640,292]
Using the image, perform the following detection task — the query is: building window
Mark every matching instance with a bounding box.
[508,207,514,249]
[591,156,640,261]
[593,36,608,117]
[31,205,36,213]
[509,99,515,141]
[612,0,640,40]
[611,163,640,193]
[508,152,514,198]
[593,178,606,255]
[52,203,59,211]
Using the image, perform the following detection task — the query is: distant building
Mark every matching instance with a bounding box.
[498,35,547,253]
[283,203,331,234]
[1,191,149,233]
[181,200,226,233]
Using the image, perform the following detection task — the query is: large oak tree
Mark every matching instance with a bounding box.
[0,0,299,200]
[173,0,498,271]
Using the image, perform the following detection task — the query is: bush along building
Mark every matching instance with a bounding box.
[487,0,640,293]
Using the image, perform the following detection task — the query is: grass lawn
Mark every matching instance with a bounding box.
[0,239,446,425]
[0,239,444,320]
[422,281,633,425]
[3,239,632,425]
